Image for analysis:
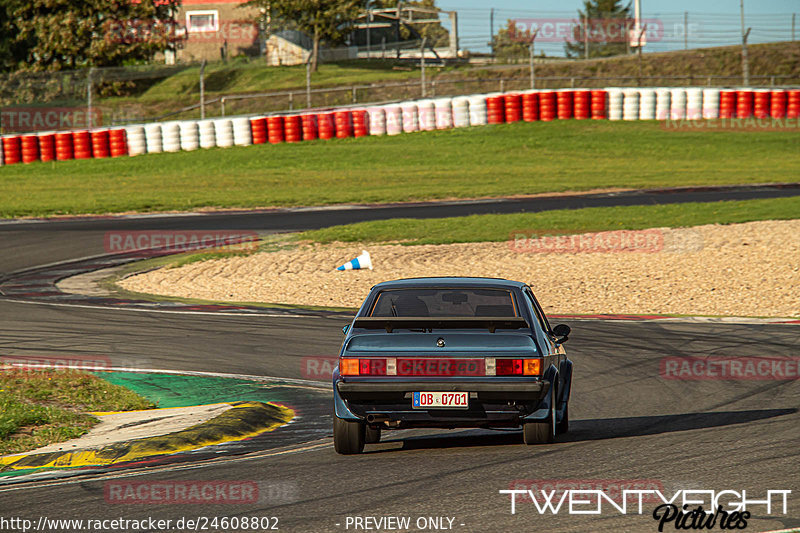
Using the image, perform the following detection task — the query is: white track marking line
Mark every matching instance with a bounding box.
[3,298,319,318]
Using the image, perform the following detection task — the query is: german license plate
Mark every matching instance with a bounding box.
[412,392,469,409]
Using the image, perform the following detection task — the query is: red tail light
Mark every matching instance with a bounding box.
[359,358,387,376]
[496,358,524,375]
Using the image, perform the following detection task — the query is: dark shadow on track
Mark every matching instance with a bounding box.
[366,408,796,452]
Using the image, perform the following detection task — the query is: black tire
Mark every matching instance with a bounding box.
[333,415,365,455]
[523,388,556,445]
[365,425,381,444]
[557,402,569,435]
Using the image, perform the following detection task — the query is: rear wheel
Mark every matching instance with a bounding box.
[523,388,556,445]
[333,415,365,455]
[365,426,382,444]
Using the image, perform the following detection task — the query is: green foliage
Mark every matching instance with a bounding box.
[564,0,632,58]
[4,0,180,71]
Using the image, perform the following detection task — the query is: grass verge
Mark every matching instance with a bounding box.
[297,196,800,245]
[1,120,798,218]
[0,369,155,456]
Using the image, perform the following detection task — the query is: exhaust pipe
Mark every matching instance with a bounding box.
[366,414,389,424]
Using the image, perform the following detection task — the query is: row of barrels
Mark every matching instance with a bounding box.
[485,90,608,123]
[3,88,800,165]
[1,129,128,165]
[606,87,800,121]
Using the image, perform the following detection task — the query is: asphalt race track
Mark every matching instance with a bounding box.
[0,189,799,532]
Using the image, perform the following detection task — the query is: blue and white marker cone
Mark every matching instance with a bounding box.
[337,250,372,271]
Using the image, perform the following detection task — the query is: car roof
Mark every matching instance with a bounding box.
[371,277,526,290]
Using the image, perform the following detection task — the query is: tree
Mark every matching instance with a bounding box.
[241,0,362,72]
[492,20,535,62]
[370,0,450,48]
[4,0,180,71]
[564,0,631,59]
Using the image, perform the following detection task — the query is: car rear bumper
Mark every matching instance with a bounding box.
[334,379,551,428]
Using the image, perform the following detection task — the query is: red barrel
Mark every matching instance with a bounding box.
[719,91,736,119]
[590,90,607,119]
[90,129,110,158]
[317,113,335,140]
[770,90,787,119]
[109,129,128,157]
[334,110,352,138]
[753,91,770,119]
[486,96,505,124]
[556,91,573,120]
[573,90,591,120]
[2,136,22,164]
[539,91,557,121]
[284,115,302,143]
[250,117,267,144]
[301,114,318,140]
[21,135,40,164]
[72,130,92,159]
[351,109,369,137]
[38,133,56,162]
[736,90,753,118]
[267,116,284,144]
[55,132,74,161]
[503,94,522,123]
[787,90,800,119]
[521,93,539,121]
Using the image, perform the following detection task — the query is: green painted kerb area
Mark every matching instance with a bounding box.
[94,372,304,408]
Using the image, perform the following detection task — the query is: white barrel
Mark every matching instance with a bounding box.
[702,88,721,119]
[655,88,672,119]
[366,106,386,135]
[606,88,624,121]
[433,98,453,129]
[685,88,703,120]
[638,88,657,120]
[232,117,252,146]
[401,102,419,133]
[451,97,470,127]
[384,105,403,135]
[670,88,687,119]
[179,120,199,151]
[622,89,640,120]
[416,99,436,131]
[161,121,181,152]
[124,125,147,156]
[198,119,217,148]
[144,123,163,153]
[467,96,487,126]
[214,118,234,148]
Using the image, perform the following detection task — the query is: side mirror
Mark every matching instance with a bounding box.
[342,324,350,335]
[552,324,570,344]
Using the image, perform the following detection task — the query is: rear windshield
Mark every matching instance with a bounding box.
[370,288,518,317]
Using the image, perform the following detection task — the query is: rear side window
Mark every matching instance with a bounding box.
[525,289,551,333]
[371,288,518,317]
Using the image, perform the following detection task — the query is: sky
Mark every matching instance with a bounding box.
[435,0,799,56]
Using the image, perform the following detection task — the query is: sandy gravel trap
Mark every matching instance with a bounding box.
[119,220,800,318]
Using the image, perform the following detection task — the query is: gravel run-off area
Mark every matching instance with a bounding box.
[118,220,800,318]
